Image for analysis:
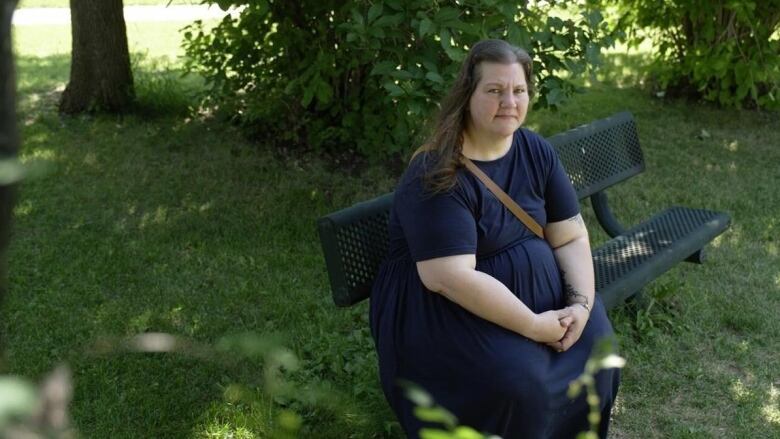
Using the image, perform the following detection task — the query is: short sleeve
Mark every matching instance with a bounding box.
[542,141,580,222]
[395,161,477,262]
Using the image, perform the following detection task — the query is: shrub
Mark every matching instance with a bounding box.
[610,0,780,109]
[182,0,613,160]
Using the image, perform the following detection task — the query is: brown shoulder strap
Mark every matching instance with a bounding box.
[462,156,545,239]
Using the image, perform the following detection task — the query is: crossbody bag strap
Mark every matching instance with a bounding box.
[461,156,545,239]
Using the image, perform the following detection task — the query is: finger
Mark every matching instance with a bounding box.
[547,341,564,352]
[558,333,575,351]
[559,316,574,327]
[560,330,582,351]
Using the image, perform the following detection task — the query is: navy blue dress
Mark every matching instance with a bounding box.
[369,129,620,438]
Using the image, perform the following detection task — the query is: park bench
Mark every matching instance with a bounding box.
[316,111,731,310]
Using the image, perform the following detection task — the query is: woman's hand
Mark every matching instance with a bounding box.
[547,305,589,352]
[529,309,572,343]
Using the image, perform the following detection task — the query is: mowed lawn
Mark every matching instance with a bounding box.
[3,13,780,439]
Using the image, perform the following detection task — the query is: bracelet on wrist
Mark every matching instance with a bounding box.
[574,301,591,315]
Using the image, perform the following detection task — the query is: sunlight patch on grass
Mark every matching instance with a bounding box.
[13,199,34,218]
[200,423,258,439]
[763,385,780,425]
[731,379,753,402]
[19,146,57,163]
[140,205,170,228]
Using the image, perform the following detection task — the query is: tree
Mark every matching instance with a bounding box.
[608,0,780,109]
[1,0,19,351]
[182,0,613,161]
[59,0,134,114]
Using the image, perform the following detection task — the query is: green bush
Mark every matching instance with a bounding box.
[610,0,780,109]
[182,0,613,160]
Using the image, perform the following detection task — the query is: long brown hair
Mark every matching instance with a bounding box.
[415,39,534,194]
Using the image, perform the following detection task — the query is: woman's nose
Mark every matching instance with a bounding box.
[500,92,517,108]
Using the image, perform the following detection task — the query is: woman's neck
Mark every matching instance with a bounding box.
[461,130,513,161]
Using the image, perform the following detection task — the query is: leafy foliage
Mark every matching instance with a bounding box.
[182,0,613,160]
[609,0,780,109]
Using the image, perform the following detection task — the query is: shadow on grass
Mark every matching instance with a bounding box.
[15,52,201,119]
[11,55,397,434]
[8,49,780,438]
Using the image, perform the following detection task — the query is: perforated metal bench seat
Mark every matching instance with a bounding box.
[316,111,731,309]
[593,206,730,309]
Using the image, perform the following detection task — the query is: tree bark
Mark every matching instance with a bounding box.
[1,0,19,353]
[59,0,134,114]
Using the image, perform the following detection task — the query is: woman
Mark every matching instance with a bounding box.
[368,39,620,438]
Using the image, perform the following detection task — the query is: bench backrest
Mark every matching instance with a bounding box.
[317,111,644,307]
[547,111,644,199]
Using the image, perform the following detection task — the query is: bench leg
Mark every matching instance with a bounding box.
[685,247,706,264]
[626,288,652,310]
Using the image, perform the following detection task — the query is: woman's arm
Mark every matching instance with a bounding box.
[417,254,571,343]
[545,213,595,351]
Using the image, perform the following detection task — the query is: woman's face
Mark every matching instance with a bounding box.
[466,62,529,141]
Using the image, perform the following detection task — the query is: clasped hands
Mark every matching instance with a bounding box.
[530,305,589,352]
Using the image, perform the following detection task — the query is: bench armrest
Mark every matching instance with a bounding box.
[590,191,626,238]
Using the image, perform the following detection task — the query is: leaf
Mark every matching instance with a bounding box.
[552,34,568,50]
[585,43,601,66]
[500,2,517,19]
[370,61,397,76]
[315,80,334,105]
[414,406,458,428]
[369,27,386,38]
[375,13,404,28]
[350,8,365,27]
[435,7,460,25]
[452,426,485,439]
[425,72,444,83]
[0,377,39,425]
[419,18,435,38]
[302,86,315,107]
[367,3,383,23]
[215,0,233,11]
[420,429,456,439]
[422,60,438,73]
[385,0,403,11]
[400,380,433,407]
[586,9,603,29]
[383,82,405,97]
[598,354,626,369]
[389,69,415,80]
[545,86,564,107]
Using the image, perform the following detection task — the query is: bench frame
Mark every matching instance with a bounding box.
[317,111,731,309]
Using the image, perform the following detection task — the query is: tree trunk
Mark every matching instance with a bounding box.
[1,0,19,351]
[59,0,134,114]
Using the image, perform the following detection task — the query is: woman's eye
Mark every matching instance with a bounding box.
[488,89,500,94]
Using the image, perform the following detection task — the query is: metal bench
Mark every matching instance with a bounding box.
[317,111,732,310]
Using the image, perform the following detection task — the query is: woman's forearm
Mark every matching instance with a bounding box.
[553,235,595,312]
[423,264,538,337]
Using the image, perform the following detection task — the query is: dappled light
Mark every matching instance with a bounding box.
[590,46,653,89]
[13,199,33,218]
[730,378,752,402]
[600,238,654,264]
[2,2,778,438]
[763,385,780,426]
[19,146,57,163]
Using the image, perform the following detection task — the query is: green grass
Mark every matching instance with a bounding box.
[4,19,780,439]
